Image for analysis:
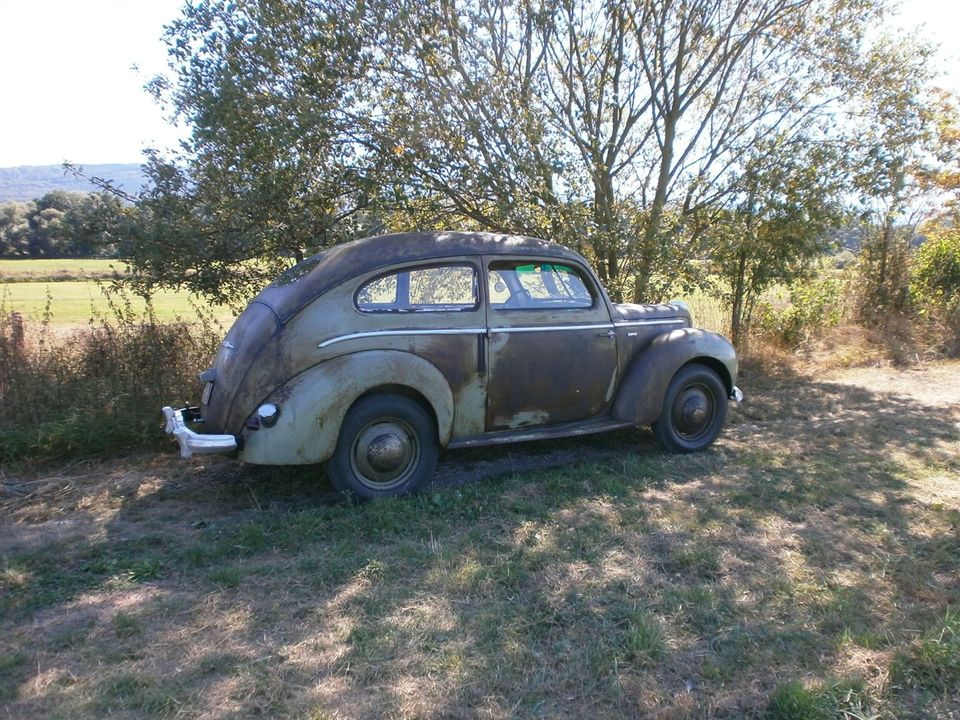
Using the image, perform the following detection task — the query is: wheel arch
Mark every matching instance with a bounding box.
[611,328,737,426]
[238,350,455,465]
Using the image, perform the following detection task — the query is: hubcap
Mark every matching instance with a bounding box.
[672,384,714,439]
[367,433,406,472]
[350,419,419,489]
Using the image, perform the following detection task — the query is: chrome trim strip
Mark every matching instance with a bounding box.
[319,327,486,348]
[613,319,686,327]
[320,319,682,347]
[489,323,614,334]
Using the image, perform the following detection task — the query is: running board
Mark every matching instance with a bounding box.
[448,417,636,449]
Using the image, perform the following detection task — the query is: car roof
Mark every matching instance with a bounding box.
[255,231,590,322]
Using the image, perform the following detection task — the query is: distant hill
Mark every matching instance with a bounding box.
[0,164,147,203]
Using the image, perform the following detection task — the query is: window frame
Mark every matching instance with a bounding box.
[486,259,597,312]
[353,262,481,314]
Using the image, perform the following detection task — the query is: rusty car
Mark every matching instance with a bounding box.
[163,232,742,499]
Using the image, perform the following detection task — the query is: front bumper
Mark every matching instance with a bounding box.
[162,406,238,458]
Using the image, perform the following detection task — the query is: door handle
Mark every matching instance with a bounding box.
[597,329,616,338]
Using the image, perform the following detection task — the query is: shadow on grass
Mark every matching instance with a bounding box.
[1,370,959,718]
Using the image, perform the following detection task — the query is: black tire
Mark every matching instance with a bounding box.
[652,364,728,453]
[328,394,439,500]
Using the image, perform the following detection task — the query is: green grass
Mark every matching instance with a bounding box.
[766,677,874,720]
[890,609,960,696]
[0,280,233,324]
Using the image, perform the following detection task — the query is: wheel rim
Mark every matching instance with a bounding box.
[349,417,420,491]
[671,382,716,441]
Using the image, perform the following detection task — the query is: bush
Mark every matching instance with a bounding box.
[0,288,222,466]
[755,270,850,349]
[910,226,960,355]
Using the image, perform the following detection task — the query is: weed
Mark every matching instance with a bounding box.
[890,609,960,695]
[112,611,142,638]
[207,566,243,588]
[622,610,665,666]
[0,285,222,466]
[766,677,875,720]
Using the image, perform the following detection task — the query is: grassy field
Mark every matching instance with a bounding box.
[0,258,234,325]
[1,359,958,718]
[0,281,234,325]
[0,258,127,282]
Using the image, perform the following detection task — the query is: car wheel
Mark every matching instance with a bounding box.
[652,364,728,453]
[328,394,438,499]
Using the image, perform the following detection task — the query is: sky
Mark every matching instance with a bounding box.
[0,0,958,169]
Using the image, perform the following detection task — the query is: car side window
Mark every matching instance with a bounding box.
[356,264,478,312]
[488,260,594,310]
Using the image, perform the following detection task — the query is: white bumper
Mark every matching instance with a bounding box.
[162,406,238,458]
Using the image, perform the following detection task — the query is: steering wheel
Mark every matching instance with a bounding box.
[505,288,532,309]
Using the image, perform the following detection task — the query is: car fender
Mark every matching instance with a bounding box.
[611,328,738,425]
[238,350,455,465]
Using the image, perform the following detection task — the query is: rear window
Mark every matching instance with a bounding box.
[356,264,479,312]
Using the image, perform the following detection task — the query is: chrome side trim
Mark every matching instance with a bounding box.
[319,319,683,348]
[318,327,486,348]
[489,323,614,334]
[613,319,686,327]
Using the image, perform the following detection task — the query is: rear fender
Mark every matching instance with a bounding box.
[611,328,737,425]
[239,350,454,465]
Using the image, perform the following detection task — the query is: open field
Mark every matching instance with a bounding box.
[0,258,127,283]
[0,258,234,325]
[2,360,958,718]
[1,281,234,325]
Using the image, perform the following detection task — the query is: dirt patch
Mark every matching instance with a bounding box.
[825,360,960,408]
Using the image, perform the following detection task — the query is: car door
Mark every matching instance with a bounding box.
[483,257,619,431]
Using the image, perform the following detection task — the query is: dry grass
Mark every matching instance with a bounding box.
[1,359,959,718]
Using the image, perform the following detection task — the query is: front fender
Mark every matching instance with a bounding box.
[611,328,738,425]
[238,350,455,465]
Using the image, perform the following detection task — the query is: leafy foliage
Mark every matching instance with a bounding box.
[126,0,383,306]
[755,271,849,349]
[0,191,128,258]
[97,0,945,308]
[911,224,960,353]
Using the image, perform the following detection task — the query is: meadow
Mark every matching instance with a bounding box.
[0,258,234,325]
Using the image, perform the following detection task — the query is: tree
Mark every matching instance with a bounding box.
[0,202,33,257]
[126,0,382,306]
[709,137,845,346]
[116,0,938,309]
[374,0,909,301]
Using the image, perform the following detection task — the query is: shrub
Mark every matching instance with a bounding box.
[0,287,222,466]
[910,226,960,355]
[754,270,850,349]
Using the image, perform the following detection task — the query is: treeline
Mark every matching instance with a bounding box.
[0,191,129,258]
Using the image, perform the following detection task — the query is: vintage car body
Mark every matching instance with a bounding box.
[163,231,741,498]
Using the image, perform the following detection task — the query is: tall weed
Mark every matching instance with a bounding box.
[0,286,222,466]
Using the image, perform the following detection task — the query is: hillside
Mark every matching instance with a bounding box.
[0,163,146,202]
